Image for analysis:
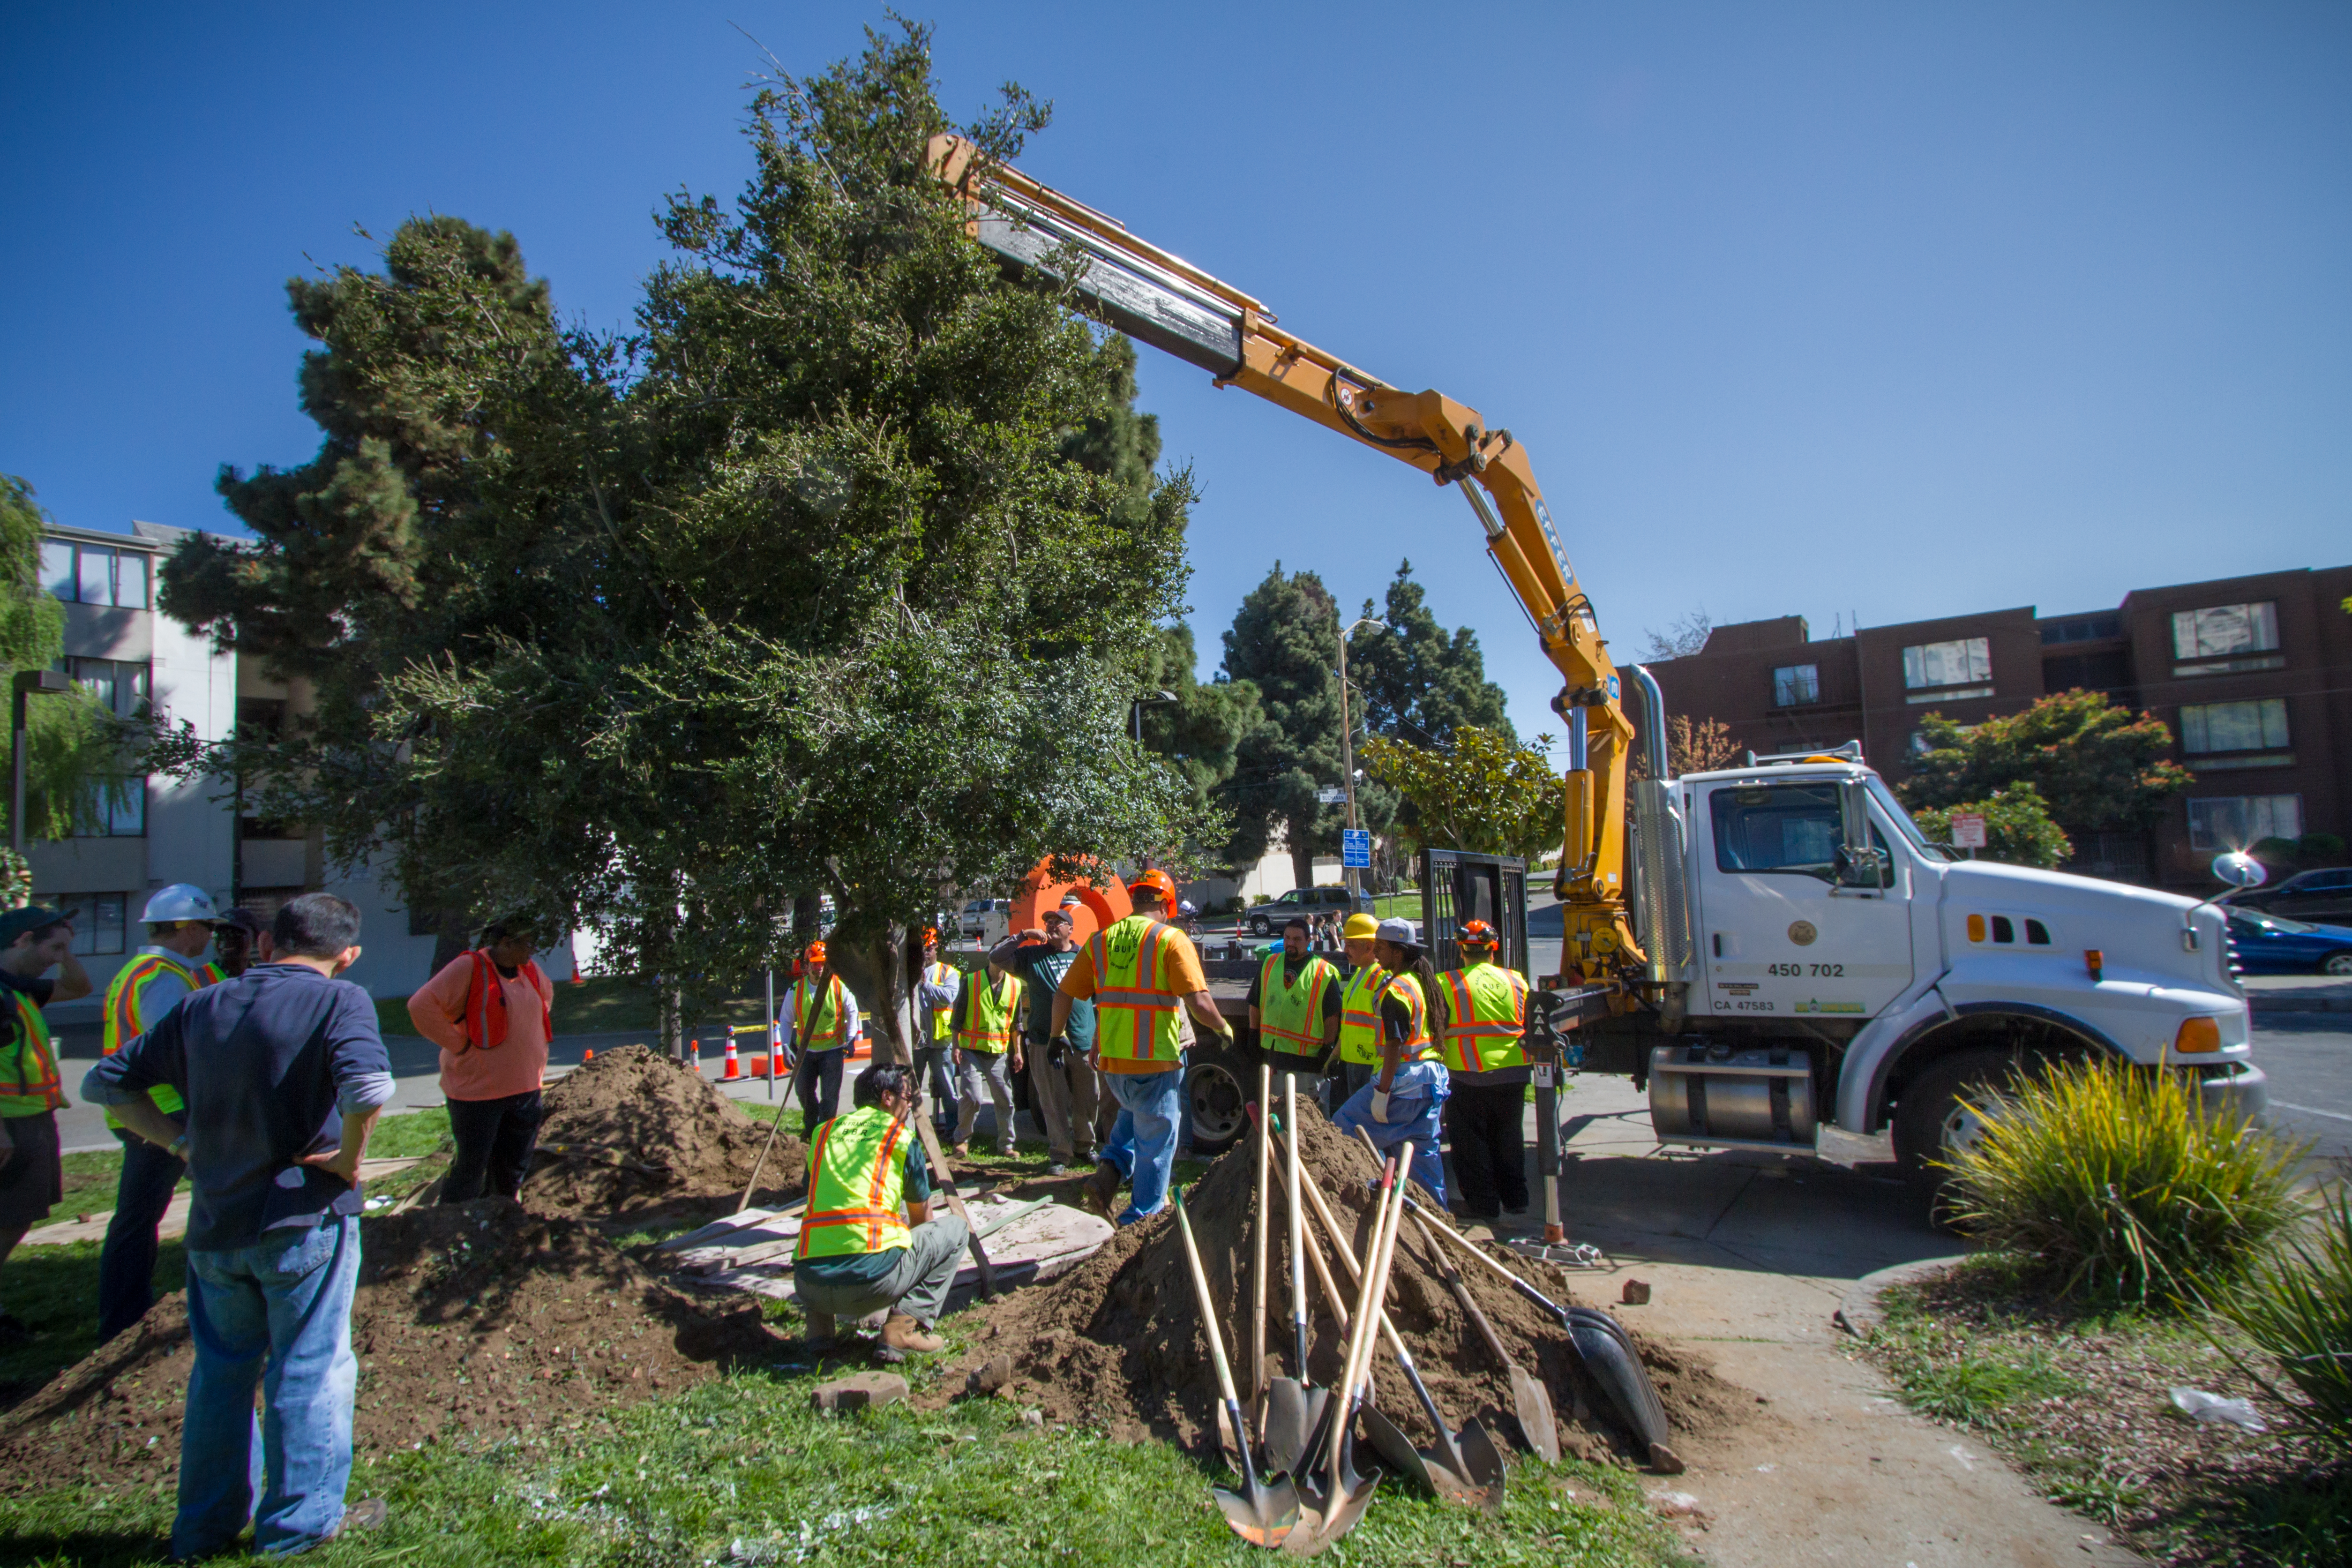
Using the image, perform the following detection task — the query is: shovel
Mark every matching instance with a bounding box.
[1277,1123,1505,1511]
[1261,1083,1328,1477]
[1251,1063,1273,1417]
[1174,1187,1300,1550]
[1285,1146,1411,1557]
[1408,1214,1559,1463]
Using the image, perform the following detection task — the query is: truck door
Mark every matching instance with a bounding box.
[1694,779,1913,1021]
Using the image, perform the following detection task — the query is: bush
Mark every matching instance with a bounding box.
[2217,1186,2352,1447]
[1941,1057,2303,1309]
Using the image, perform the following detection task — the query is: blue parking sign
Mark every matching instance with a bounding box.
[1341,828,1371,869]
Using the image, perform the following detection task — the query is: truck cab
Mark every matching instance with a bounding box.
[1612,750,2266,1181]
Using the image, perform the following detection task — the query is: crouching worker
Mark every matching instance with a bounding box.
[793,1062,967,1357]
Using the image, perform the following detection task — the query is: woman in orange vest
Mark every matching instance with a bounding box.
[406,918,555,1203]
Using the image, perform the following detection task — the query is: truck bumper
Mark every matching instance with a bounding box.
[2186,1058,2268,1125]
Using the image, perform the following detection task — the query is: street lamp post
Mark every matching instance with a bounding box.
[10,670,70,859]
[1132,689,1177,742]
[1335,618,1386,903]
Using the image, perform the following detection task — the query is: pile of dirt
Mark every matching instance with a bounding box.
[932,1103,1744,1463]
[522,1045,807,1220]
[0,1199,781,1492]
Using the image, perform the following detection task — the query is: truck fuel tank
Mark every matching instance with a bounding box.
[1648,1042,1819,1150]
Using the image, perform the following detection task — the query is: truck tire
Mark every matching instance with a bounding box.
[1185,1038,1252,1156]
[1891,1047,2035,1191]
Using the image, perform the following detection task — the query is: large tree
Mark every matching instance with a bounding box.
[162,23,1202,1051]
[1361,724,1565,867]
[1899,690,2191,838]
[1137,622,1258,849]
[1218,565,1348,886]
[1346,559,1512,747]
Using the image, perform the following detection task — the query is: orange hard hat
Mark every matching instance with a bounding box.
[806,941,828,963]
[1458,919,1499,948]
[920,927,939,946]
[1129,868,1177,904]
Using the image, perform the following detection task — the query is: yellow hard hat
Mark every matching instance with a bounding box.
[1342,912,1379,940]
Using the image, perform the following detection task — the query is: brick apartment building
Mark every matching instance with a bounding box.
[1645,565,2352,892]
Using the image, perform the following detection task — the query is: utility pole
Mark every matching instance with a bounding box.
[1335,618,1385,902]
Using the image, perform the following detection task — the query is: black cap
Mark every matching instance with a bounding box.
[0,905,68,947]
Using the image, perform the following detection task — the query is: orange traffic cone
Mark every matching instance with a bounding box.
[722,1036,741,1080]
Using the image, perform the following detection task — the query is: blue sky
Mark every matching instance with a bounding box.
[4,2,2347,753]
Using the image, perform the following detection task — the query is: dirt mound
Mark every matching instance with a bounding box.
[522,1044,807,1219]
[0,1199,781,1493]
[932,1103,1745,1463]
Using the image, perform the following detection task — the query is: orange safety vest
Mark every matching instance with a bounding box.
[1437,962,1529,1074]
[0,988,62,1118]
[1381,972,1438,1064]
[793,974,851,1050]
[463,952,552,1050]
[103,952,200,1121]
[795,1104,914,1260]
[1088,915,1187,1066]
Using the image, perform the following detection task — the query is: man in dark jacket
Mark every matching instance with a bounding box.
[83,893,394,1558]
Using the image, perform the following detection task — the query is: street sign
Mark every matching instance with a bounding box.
[1341,828,1371,869]
[1316,786,1346,805]
[1949,813,1988,849]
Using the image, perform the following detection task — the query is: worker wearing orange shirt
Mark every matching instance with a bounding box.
[406,919,554,1203]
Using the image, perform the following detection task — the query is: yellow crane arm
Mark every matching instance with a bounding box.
[927,135,1642,968]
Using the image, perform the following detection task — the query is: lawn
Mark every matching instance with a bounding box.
[1860,1253,2351,1567]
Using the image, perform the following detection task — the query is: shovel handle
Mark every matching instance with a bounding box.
[1397,1190,1572,1328]
[1409,1214,1515,1371]
[1174,1192,1247,1414]
[912,1112,996,1298]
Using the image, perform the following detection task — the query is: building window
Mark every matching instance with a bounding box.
[1902,637,1991,690]
[59,893,127,957]
[2040,614,2121,645]
[2180,699,2289,755]
[41,540,150,609]
[71,778,146,838]
[1771,664,1820,706]
[2172,602,2277,660]
[60,657,151,719]
[2187,794,2302,852]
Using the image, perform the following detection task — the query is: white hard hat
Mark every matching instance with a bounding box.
[142,883,221,925]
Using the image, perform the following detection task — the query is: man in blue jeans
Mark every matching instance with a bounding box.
[84,893,395,1559]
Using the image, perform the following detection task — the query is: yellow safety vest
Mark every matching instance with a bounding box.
[792,974,850,1050]
[1257,951,1338,1053]
[0,989,61,1118]
[102,952,200,1122]
[794,1104,914,1261]
[954,970,1023,1055]
[1383,972,1438,1063]
[1088,915,1186,1066]
[923,962,958,1044]
[1336,963,1389,1066]
[1437,962,1529,1074]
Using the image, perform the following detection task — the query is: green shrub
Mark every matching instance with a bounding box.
[2217,1187,2352,1447]
[1941,1057,2303,1309]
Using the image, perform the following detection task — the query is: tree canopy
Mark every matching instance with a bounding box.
[1361,723,1564,866]
[1347,560,1511,747]
[1898,689,2190,835]
[1908,782,2073,869]
[160,22,1203,1043]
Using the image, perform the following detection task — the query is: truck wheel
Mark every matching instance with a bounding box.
[1185,1041,1251,1156]
[1891,1048,2033,1190]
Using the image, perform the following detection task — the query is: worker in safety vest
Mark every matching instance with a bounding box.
[950,959,1025,1159]
[1055,868,1234,1226]
[97,882,221,1343]
[409,916,555,1204]
[1434,918,1531,1220]
[1250,916,1339,1095]
[911,929,962,1142]
[993,893,1104,1175]
[0,905,90,1344]
[1331,916,1450,1205]
[793,1061,969,1356]
[785,942,859,1138]
[193,907,265,987]
[1332,912,1387,1105]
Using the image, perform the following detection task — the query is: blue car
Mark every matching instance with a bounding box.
[2225,909,2352,976]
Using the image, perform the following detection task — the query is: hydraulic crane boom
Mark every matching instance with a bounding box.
[927,134,1645,983]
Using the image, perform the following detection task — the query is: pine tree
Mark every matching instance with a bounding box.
[1346,559,1513,747]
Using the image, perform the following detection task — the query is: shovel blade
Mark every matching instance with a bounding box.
[1510,1367,1561,1463]
[1263,1378,1324,1477]
[1455,1417,1510,1515]
[1281,1470,1381,1556]
[1359,1405,1435,1495]
[1214,1478,1301,1551]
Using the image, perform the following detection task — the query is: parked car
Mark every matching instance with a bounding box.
[2219,867,2352,926]
[959,898,1010,939]
[2225,909,2352,976]
[1244,885,1364,937]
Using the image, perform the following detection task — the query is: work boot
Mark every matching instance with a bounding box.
[1079,1161,1121,1221]
[881,1313,943,1354]
[952,1142,970,1159]
[803,1309,837,1348]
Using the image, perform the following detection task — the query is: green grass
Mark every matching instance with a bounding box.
[367,1108,454,1162]
[0,1237,184,1392]
[1371,892,1421,918]
[2214,1185,2352,1445]
[0,1358,1694,1567]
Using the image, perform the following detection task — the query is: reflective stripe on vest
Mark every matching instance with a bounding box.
[463,952,551,1051]
[0,989,61,1118]
[794,1104,914,1260]
[954,970,1023,1053]
[1089,916,1183,1065]
[1438,962,1529,1074]
[102,953,197,1120]
[924,963,957,1044]
[1336,964,1388,1066]
[1382,972,1438,1062]
[193,962,225,987]
[794,975,849,1050]
[1257,952,1336,1051]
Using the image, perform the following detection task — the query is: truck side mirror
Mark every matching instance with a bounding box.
[2210,851,2266,890]
[1837,780,1887,888]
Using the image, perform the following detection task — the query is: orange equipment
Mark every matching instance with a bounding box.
[1008,858,1131,945]
[928,136,1644,989]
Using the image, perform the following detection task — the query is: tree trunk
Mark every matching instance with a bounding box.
[658,980,683,1062]
[1290,834,1318,892]
[430,911,472,976]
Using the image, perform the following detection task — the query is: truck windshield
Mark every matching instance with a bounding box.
[1865,776,1954,862]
